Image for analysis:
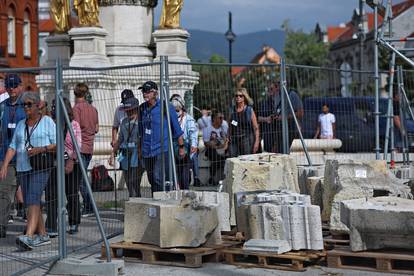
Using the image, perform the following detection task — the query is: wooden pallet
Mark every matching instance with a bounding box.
[221,231,245,243]
[324,235,350,249]
[222,247,326,272]
[101,241,234,268]
[327,247,414,274]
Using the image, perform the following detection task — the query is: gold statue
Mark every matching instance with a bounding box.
[50,0,71,33]
[159,0,183,29]
[73,0,100,27]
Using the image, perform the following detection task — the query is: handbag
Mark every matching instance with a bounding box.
[25,118,55,171]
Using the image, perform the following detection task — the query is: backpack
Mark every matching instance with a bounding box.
[91,165,114,192]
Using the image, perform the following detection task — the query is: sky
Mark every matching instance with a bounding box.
[154,0,405,34]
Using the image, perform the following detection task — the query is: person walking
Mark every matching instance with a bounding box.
[110,97,144,197]
[314,103,336,139]
[170,94,198,190]
[0,74,26,238]
[72,83,99,217]
[0,92,56,250]
[228,88,260,157]
[138,81,184,194]
[46,97,83,236]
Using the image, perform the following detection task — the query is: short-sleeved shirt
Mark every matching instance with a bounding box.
[202,122,228,144]
[118,116,140,169]
[197,115,229,130]
[0,96,26,162]
[9,116,56,172]
[318,113,335,138]
[112,105,126,129]
[270,90,303,116]
[139,99,184,158]
[73,101,99,155]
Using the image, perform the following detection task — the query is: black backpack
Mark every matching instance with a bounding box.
[91,165,114,192]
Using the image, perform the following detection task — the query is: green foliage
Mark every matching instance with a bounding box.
[284,30,329,66]
[209,54,227,63]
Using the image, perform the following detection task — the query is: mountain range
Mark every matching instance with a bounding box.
[187,29,286,63]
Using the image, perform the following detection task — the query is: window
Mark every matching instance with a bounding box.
[23,11,31,57]
[7,8,16,55]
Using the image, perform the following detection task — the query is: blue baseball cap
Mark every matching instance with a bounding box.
[138,81,158,93]
[4,74,22,89]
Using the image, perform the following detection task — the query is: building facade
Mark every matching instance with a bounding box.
[0,0,39,68]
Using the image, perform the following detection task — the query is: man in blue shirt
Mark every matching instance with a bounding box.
[138,81,184,193]
[0,74,25,238]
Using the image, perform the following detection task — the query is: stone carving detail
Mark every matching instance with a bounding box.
[99,0,157,6]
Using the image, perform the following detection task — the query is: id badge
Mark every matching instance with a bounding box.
[231,120,238,127]
[128,142,135,148]
[8,123,16,129]
[145,129,152,135]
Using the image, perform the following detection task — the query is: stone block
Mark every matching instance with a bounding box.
[297,165,325,194]
[290,139,342,153]
[306,176,324,208]
[243,239,291,254]
[322,159,412,233]
[236,190,323,251]
[341,197,414,251]
[224,153,299,225]
[153,190,230,231]
[124,194,221,248]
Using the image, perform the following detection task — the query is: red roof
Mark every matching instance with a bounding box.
[231,67,245,76]
[327,26,348,42]
[329,0,414,43]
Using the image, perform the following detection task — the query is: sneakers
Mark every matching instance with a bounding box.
[81,209,94,218]
[16,235,34,251]
[47,229,58,238]
[7,215,13,224]
[67,225,79,235]
[32,234,51,247]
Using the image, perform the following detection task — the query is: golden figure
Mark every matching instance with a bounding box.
[50,0,71,33]
[159,0,183,29]
[73,0,100,27]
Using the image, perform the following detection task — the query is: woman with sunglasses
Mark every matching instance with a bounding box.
[0,92,56,250]
[228,88,260,157]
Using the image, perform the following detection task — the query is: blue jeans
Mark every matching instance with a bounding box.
[144,153,170,194]
[79,153,93,212]
[19,170,50,206]
[191,153,199,179]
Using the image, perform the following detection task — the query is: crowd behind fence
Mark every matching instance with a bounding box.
[0,60,413,275]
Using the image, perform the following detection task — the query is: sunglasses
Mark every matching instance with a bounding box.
[23,102,34,108]
[143,89,155,94]
[235,94,244,98]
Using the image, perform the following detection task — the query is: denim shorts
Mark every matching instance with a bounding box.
[18,170,50,206]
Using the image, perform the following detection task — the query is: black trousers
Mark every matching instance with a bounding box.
[45,164,82,230]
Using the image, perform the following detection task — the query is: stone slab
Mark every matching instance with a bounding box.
[49,258,124,276]
[322,159,412,233]
[243,239,292,254]
[153,190,230,231]
[153,28,190,62]
[290,139,342,153]
[236,190,324,251]
[306,176,324,208]
[124,195,221,248]
[297,165,325,194]
[341,196,414,251]
[224,153,299,225]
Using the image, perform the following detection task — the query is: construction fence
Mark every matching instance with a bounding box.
[0,59,413,275]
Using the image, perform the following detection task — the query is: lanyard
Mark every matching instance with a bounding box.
[126,118,137,143]
[25,117,42,148]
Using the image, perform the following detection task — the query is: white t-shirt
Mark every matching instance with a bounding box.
[202,122,229,144]
[318,113,335,138]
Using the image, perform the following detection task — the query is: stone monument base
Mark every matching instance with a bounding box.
[153,28,190,62]
[69,27,110,67]
[45,34,71,67]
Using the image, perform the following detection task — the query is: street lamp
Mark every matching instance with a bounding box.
[225,12,236,64]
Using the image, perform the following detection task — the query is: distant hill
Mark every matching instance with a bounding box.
[187,29,286,63]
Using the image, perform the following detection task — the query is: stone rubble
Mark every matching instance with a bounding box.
[224,153,299,225]
[341,196,414,251]
[322,159,412,233]
[236,190,324,251]
[153,190,230,231]
[243,239,292,254]
[124,192,221,248]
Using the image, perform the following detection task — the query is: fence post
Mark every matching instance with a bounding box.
[160,57,166,189]
[374,4,381,160]
[160,56,178,190]
[383,51,396,161]
[55,59,67,259]
[280,58,289,154]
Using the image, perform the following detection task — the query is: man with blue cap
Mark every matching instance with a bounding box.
[0,74,25,238]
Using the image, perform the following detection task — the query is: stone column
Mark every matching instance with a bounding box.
[68,27,111,68]
[45,34,71,67]
[99,0,157,65]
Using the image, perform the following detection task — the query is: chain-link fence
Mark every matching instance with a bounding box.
[1,59,413,275]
